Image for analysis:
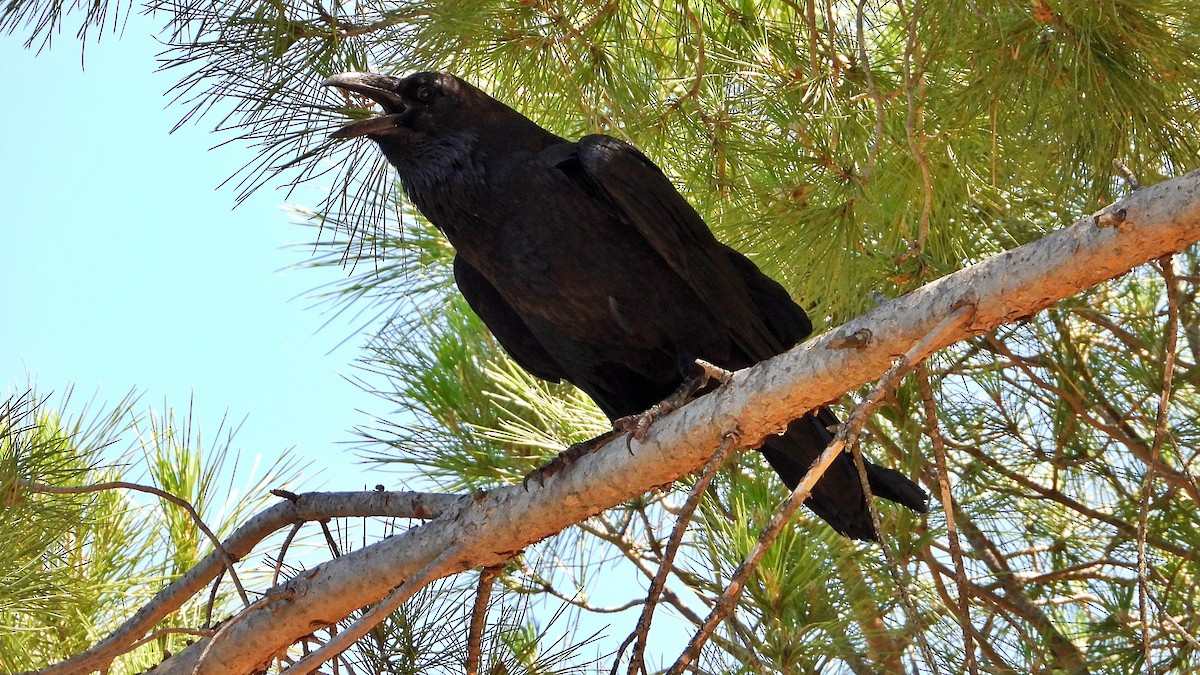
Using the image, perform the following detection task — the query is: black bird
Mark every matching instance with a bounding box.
[323,71,927,540]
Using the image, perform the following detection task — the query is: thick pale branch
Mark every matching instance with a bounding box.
[110,170,1200,673]
[36,490,460,675]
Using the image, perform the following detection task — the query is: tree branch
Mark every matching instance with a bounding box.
[34,490,460,675]
[55,169,1200,674]
[21,478,252,605]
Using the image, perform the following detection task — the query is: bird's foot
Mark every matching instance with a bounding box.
[613,403,671,445]
[522,430,621,489]
[613,359,735,446]
[521,359,738,487]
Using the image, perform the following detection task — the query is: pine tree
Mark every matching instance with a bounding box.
[4,1,1199,672]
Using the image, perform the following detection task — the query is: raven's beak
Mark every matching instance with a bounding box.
[323,72,407,139]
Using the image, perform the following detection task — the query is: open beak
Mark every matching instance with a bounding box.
[323,72,407,139]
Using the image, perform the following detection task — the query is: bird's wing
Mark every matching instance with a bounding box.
[453,254,566,382]
[570,134,789,360]
[717,243,813,347]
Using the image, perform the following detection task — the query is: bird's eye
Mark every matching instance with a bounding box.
[415,85,435,102]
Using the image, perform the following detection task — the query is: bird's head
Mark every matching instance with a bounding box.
[322,71,500,142]
[322,70,561,204]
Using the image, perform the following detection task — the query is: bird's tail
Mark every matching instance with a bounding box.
[756,408,928,541]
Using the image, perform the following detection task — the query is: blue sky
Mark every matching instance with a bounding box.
[0,18,381,484]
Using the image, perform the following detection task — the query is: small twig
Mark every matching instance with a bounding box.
[193,590,297,675]
[19,478,250,606]
[279,544,464,674]
[521,564,644,613]
[669,1,707,111]
[1095,207,1129,229]
[634,504,666,559]
[625,431,740,675]
[466,566,501,675]
[855,0,885,178]
[1147,570,1200,651]
[664,438,840,675]
[576,521,763,666]
[32,489,459,675]
[273,522,306,587]
[802,0,820,78]
[899,0,933,261]
[1113,157,1141,191]
[1137,255,1180,674]
[611,632,640,675]
[126,627,216,655]
[665,303,975,674]
[824,0,842,86]
[320,519,343,558]
[848,442,941,672]
[694,358,734,384]
[203,570,224,629]
[916,363,979,675]
[828,327,875,350]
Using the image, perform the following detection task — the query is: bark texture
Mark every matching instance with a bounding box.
[139,169,1200,674]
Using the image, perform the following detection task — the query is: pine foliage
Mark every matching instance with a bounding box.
[3,0,1199,672]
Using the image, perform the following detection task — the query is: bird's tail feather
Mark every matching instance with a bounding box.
[756,408,928,541]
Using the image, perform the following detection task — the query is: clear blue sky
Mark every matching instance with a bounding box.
[0,18,381,484]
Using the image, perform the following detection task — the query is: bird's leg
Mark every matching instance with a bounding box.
[522,429,622,489]
[613,359,735,443]
[522,360,736,487]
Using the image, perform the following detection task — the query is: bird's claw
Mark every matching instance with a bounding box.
[523,359,735,484]
[614,407,661,452]
[523,454,566,490]
[612,359,733,449]
[614,408,656,440]
[521,431,619,489]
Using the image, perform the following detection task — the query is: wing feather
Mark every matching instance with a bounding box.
[453,255,565,382]
[572,134,789,360]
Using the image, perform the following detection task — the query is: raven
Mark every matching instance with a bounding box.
[324,71,927,540]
